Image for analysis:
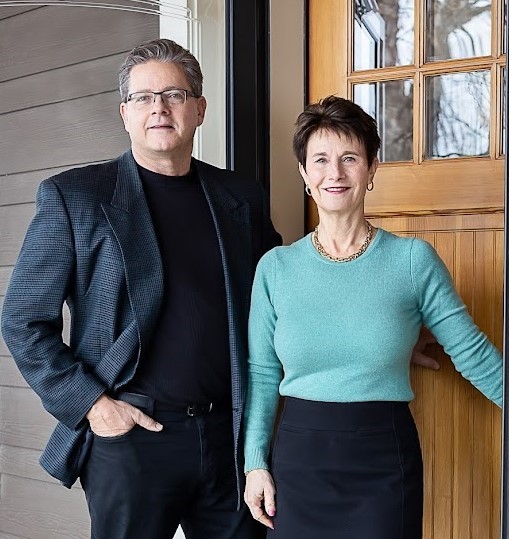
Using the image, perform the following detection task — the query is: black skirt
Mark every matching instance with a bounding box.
[268,398,423,539]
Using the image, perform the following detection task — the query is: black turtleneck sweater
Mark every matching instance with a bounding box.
[124,164,231,405]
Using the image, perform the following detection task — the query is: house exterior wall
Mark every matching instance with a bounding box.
[0,7,158,537]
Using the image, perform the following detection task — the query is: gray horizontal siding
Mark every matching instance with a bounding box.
[0,266,12,294]
[0,52,126,115]
[0,475,88,538]
[0,6,41,21]
[0,6,158,82]
[0,204,35,266]
[0,356,28,388]
[1,92,130,176]
[0,385,56,450]
[0,444,56,483]
[0,5,158,537]
[0,162,107,206]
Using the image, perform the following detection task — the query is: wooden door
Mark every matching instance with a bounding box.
[309,1,505,537]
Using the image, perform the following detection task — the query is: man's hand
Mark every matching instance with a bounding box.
[244,469,276,529]
[411,326,439,370]
[86,394,163,437]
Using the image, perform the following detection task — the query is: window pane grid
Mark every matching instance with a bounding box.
[349,0,505,164]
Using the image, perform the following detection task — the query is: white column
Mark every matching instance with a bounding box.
[159,1,204,161]
[269,0,306,244]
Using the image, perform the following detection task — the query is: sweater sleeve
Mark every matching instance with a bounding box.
[410,239,502,406]
[244,249,283,472]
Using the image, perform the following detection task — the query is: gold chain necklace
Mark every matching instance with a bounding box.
[312,221,374,263]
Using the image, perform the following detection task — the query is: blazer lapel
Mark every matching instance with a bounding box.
[194,160,252,411]
[101,151,164,353]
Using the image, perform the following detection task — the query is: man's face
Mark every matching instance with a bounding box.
[120,60,206,165]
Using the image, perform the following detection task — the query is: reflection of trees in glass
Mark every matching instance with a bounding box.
[354,0,414,69]
[425,2,491,159]
[354,1,414,162]
[353,0,495,162]
[426,71,490,158]
[354,80,413,162]
[427,0,491,61]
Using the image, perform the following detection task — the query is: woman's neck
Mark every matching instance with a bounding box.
[315,213,371,259]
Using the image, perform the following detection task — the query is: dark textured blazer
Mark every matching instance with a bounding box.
[1,150,281,502]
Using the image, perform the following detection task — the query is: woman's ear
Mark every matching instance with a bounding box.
[298,162,308,182]
[369,157,379,178]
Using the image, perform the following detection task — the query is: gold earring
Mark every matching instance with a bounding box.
[367,180,374,191]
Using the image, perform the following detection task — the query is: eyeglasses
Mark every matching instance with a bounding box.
[126,88,198,108]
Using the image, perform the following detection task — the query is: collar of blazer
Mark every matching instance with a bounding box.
[101,151,252,375]
[110,150,145,211]
[110,151,246,216]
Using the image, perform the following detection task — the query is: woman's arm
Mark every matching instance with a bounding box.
[244,250,284,471]
[411,239,502,406]
[243,250,283,527]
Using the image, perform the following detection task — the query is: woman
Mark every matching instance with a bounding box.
[243,96,502,538]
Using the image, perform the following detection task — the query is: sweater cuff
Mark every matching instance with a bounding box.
[244,447,269,474]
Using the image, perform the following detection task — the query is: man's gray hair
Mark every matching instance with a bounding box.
[119,38,203,102]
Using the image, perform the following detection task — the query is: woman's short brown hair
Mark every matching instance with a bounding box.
[293,95,381,167]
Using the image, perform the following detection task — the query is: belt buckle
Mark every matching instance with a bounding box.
[187,403,213,417]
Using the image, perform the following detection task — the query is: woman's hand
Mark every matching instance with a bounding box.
[411,326,439,370]
[244,469,276,529]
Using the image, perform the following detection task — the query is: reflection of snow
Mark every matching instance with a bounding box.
[447,10,491,59]
[395,0,414,65]
[430,71,490,159]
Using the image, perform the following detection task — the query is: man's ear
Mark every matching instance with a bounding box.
[119,102,129,133]
[196,96,207,126]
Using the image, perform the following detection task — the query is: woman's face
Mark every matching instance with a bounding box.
[299,129,378,218]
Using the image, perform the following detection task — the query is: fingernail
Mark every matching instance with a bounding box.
[155,423,163,430]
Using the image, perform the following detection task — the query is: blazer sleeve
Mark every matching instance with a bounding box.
[1,179,106,429]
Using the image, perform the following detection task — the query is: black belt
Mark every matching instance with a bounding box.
[115,391,218,417]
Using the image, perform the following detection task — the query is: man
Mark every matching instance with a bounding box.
[1,39,280,538]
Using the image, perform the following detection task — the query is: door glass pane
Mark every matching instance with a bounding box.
[353,0,414,70]
[425,70,490,159]
[426,0,491,62]
[353,79,413,162]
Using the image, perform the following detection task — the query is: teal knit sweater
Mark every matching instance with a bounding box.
[244,229,503,472]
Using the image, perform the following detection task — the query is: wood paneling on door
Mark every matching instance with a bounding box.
[369,213,503,539]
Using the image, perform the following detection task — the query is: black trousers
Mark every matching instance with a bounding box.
[268,398,423,539]
[80,394,264,539]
